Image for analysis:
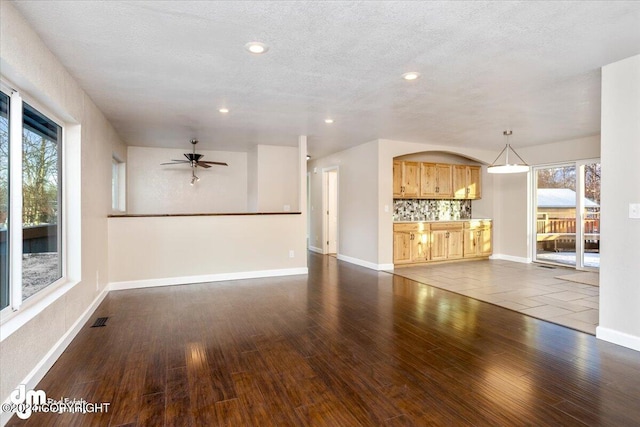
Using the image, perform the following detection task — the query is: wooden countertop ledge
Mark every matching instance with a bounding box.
[109,212,302,218]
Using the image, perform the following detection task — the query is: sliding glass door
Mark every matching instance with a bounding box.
[533,161,600,270]
[581,162,600,269]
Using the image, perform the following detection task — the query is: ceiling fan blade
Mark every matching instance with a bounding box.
[196,162,212,169]
[160,161,189,165]
[200,161,228,166]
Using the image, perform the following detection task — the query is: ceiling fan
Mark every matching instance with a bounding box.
[161,139,228,185]
[161,139,228,169]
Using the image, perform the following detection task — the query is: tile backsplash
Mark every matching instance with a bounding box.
[393,199,471,221]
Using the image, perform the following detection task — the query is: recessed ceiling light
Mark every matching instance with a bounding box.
[219,108,229,113]
[245,42,269,54]
[325,118,334,124]
[402,71,421,81]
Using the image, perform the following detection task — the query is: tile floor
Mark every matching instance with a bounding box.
[388,260,599,335]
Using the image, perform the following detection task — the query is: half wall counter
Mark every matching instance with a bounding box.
[108,212,307,289]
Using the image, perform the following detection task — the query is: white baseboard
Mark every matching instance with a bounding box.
[490,254,531,264]
[308,246,323,254]
[336,254,393,271]
[1,288,108,426]
[596,326,640,352]
[109,267,309,291]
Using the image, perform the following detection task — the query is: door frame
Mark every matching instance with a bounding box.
[322,166,339,255]
[530,158,600,271]
[576,159,601,271]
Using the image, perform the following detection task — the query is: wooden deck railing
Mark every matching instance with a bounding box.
[536,219,599,234]
[536,218,600,251]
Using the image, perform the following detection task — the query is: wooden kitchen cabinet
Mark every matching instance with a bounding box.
[394,220,491,265]
[393,223,430,264]
[420,163,452,198]
[394,160,480,200]
[453,165,482,200]
[429,222,463,261]
[393,161,420,198]
[463,220,492,258]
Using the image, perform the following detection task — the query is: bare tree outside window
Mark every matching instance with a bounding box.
[22,103,62,300]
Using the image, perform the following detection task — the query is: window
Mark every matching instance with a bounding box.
[111,156,125,212]
[0,88,64,312]
[0,92,9,310]
[22,102,62,300]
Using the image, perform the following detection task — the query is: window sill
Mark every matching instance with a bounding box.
[0,277,80,341]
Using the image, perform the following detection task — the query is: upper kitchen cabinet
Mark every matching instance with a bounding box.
[453,165,482,200]
[393,160,420,198]
[420,163,452,198]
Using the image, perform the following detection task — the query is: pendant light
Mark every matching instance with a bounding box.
[487,130,529,174]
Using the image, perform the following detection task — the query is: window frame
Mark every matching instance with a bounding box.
[0,80,69,319]
[111,155,126,213]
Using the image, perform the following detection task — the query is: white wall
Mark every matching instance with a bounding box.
[308,140,380,268]
[110,138,309,292]
[250,145,299,212]
[492,135,600,260]
[0,0,126,408]
[127,146,247,214]
[108,215,307,285]
[308,138,497,269]
[492,173,530,260]
[310,135,601,269]
[597,54,640,351]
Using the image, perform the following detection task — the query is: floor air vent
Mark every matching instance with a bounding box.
[538,265,556,269]
[91,317,109,328]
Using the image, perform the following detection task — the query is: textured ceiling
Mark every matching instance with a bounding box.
[10,1,640,158]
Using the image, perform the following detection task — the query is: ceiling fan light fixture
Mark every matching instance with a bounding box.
[190,170,200,186]
[245,41,269,54]
[487,130,529,174]
[161,139,228,184]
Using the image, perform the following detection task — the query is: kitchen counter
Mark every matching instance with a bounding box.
[394,219,492,223]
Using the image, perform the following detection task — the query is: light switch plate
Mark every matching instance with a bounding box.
[630,203,640,219]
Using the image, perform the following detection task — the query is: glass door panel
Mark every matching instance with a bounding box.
[581,162,600,269]
[535,165,577,267]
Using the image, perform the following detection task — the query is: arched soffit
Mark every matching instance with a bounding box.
[394,150,487,165]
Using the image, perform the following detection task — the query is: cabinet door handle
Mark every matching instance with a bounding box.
[410,233,414,240]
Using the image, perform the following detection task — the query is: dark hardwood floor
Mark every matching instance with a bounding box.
[8,252,640,426]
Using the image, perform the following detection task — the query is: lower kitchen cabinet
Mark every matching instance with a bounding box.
[463,220,493,258]
[393,223,430,264]
[394,220,492,265]
[430,222,464,261]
